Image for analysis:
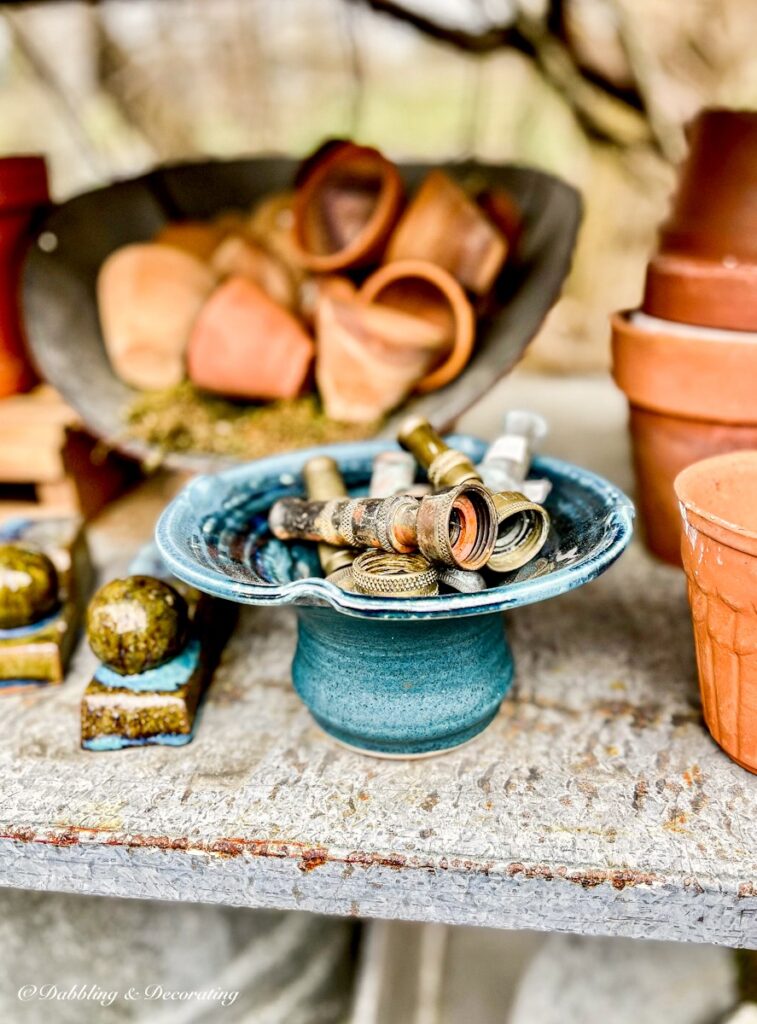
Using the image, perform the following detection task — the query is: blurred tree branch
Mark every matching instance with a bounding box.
[346,0,674,156]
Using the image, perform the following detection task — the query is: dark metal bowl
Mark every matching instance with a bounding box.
[22,157,581,473]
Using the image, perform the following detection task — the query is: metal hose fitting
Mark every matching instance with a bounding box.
[302,455,355,576]
[351,551,439,597]
[398,415,550,573]
[268,480,497,571]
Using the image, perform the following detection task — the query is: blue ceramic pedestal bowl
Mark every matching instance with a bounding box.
[156,437,634,757]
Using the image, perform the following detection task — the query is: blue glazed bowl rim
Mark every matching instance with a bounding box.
[155,436,635,621]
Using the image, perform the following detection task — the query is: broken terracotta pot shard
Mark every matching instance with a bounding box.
[315,292,449,423]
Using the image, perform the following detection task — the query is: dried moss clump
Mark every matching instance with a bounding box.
[125,383,377,464]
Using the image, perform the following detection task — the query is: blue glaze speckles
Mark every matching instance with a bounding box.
[293,608,513,755]
[94,638,201,693]
[82,730,195,751]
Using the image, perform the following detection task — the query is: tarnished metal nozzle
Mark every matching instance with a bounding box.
[268,480,497,571]
[302,455,354,576]
[398,416,479,489]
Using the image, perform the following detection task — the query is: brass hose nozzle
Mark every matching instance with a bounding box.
[302,455,354,576]
[398,415,550,573]
[398,416,479,489]
[268,480,497,571]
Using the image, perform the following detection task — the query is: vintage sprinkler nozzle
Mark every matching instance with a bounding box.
[398,416,480,489]
[302,455,355,577]
[268,480,497,571]
[398,415,551,573]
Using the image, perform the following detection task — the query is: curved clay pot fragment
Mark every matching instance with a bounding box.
[360,259,476,393]
[0,155,49,397]
[97,242,215,391]
[611,310,757,564]
[187,276,314,401]
[293,142,404,272]
[643,108,757,330]
[675,451,757,772]
[315,294,449,423]
[210,235,296,311]
[385,170,507,296]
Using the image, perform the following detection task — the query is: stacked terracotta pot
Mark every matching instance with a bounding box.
[612,109,757,565]
[98,141,520,425]
[0,156,49,398]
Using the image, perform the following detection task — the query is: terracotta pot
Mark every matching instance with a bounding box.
[0,156,49,397]
[315,293,449,423]
[209,235,296,310]
[675,451,757,773]
[292,143,403,272]
[248,191,307,286]
[360,259,476,393]
[611,310,757,565]
[97,242,216,391]
[385,170,507,296]
[187,276,314,401]
[643,108,757,330]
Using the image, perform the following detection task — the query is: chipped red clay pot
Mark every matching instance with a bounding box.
[292,142,403,273]
[675,451,757,773]
[643,108,757,330]
[611,311,757,565]
[187,276,314,401]
[0,156,49,397]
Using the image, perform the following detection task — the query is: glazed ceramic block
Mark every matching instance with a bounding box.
[156,436,633,757]
[0,517,92,689]
[81,552,235,750]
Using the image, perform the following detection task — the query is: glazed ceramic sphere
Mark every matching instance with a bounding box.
[0,545,59,629]
[87,576,189,675]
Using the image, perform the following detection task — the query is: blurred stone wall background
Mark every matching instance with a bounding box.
[0,0,755,370]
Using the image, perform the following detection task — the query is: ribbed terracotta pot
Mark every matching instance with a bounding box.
[675,451,757,773]
[643,108,757,330]
[0,156,49,397]
[292,142,403,272]
[611,311,757,564]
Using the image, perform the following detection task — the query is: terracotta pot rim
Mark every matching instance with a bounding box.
[0,155,49,212]
[674,450,757,554]
[611,310,757,425]
[359,258,475,393]
[292,143,403,272]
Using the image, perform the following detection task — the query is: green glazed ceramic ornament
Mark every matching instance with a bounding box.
[0,545,58,628]
[0,518,93,689]
[87,575,189,676]
[82,554,236,751]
